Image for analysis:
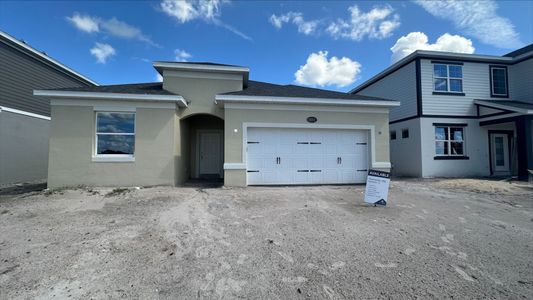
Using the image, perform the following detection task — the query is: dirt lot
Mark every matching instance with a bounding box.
[1,179,532,299]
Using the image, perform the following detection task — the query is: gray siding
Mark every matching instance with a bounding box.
[420,59,512,116]
[356,61,417,121]
[0,42,91,116]
[0,111,49,185]
[509,57,533,103]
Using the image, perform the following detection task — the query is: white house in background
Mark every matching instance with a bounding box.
[351,45,533,180]
[0,31,96,185]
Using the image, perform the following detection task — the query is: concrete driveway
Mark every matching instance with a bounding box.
[1,179,532,299]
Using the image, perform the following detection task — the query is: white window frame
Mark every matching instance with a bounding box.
[435,126,466,156]
[433,64,463,93]
[490,66,508,97]
[93,111,136,162]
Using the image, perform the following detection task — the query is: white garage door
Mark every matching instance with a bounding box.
[246,128,368,185]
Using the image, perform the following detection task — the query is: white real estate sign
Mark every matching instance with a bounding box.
[364,169,391,206]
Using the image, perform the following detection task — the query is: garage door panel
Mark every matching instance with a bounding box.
[247,128,369,185]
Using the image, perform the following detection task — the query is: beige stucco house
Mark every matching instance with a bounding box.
[34,62,399,188]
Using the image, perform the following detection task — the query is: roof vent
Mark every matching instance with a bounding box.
[19,39,27,44]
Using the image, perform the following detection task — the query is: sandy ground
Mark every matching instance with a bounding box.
[0,179,532,299]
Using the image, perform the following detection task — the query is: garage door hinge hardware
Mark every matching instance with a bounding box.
[247,170,260,173]
[297,170,309,172]
[310,170,322,172]
[247,141,260,144]
[357,169,368,172]
[337,157,342,164]
[297,142,309,144]
[357,143,367,145]
[276,157,281,164]
[310,142,322,144]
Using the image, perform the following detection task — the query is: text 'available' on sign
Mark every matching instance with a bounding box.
[364,169,391,206]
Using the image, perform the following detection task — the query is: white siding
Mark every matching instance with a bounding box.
[420,59,508,116]
[357,61,417,121]
[389,118,422,177]
[509,58,533,103]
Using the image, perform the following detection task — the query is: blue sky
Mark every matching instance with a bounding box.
[1,0,532,92]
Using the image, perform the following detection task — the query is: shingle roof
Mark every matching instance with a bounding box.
[503,44,533,58]
[222,80,395,101]
[48,82,176,95]
[154,61,246,68]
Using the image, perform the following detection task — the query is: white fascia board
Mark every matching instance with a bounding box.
[153,62,249,73]
[34,90,187,107]
[215,94,400,107]
[474,100,532,114]
[415,50,514,62]
[0,31,98,86]
[0,106,51,120]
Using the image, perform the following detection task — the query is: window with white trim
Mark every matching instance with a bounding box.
[490,66,508,96]
[433,64,463,92]
[435,126,465,156]
[95,112,135,156]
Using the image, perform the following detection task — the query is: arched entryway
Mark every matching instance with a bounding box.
[180,114,224,182]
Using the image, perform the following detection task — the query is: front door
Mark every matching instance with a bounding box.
[198,131,223,177]
[490,133,510,174]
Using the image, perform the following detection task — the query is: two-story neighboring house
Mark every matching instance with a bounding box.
[0,31,96,185]
[351,45,533,180]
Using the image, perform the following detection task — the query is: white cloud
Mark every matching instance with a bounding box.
[160,0,199,23]
[155,73,163,82]
[160,0,252,41]
[414,0,521,48]
[269,12,319,35]
[326,5,400,41]
[295,51,361,88]
[90,42,116,64]
[174,49,192,62]
[390,32,475,62]
[66,13,99,33]
[100,18,158,46]
[67,13,157,46]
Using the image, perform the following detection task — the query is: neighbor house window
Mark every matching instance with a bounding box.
[95,112,135,156]
[435,126,465,156]
[401,128,409,139]
[390,131,396,140]
[433,64,463,93]
[490,66,508,97]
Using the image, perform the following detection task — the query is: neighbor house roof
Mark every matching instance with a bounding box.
[223,80,395,101]
[350,46,533,94]
[0,30,98,86]
[504,44,533,58]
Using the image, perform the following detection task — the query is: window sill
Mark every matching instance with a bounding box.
[490,94,509,98]
[432,91,465,96]
[434,156,469,160]
[92,155,135,163]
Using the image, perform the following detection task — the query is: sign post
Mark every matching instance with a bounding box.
[364,169,391,206]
